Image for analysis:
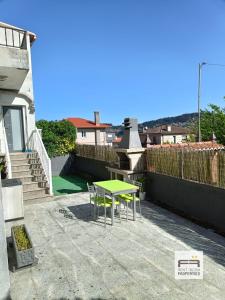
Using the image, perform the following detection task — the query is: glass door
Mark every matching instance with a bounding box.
[3,106,25,152]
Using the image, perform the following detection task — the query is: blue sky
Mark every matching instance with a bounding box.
[1,0,225,125]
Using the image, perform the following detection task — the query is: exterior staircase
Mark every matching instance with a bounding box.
[10,152,51,202]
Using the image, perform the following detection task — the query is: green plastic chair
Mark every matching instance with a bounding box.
[118,179,142,219]
[95,188,121,227]
[131,180,142,216]
[118,191,137,221]
[87,183,98,217]
[117,178,133,221]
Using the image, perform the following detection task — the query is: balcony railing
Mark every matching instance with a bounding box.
[0,25,27,49]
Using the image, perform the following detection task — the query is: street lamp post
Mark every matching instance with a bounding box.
[197,62,206,142]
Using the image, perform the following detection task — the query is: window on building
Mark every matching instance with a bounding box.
[81,130,86,138]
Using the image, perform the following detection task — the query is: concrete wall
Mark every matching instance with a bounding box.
[0,47,29,69]
[148,134,189,145]
[76,129,107,145]
[161,134,186,144]
[146,172,225,233]
[51,154,110,180]
[74,156,110,180]
[51,154,74,176]
[0,178,11,300]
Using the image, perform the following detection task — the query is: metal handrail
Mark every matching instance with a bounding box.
[0,24,26,49]
[2,127,12,179]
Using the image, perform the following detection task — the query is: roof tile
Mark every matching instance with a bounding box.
[148,141,224,151]
[67,118,111,129]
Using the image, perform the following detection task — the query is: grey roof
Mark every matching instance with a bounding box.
[146,125,191,135]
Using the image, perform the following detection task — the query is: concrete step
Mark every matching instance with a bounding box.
[10,151,50,201]
[15,175,34,183]
[23,181,48,191]
[12,170,31,177]
[12,164,30,172]
[23,181,39,192]
[11,158,29,166]
[24,195,53,206]
[23,187,49,201]
[10,153,29,160]
[10,152,38,160]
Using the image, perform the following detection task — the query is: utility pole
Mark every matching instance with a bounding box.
[197,62,206,142]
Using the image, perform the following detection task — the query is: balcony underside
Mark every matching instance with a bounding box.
[0,66,28,90]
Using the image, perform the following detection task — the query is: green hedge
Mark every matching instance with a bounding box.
[36,119,76,157]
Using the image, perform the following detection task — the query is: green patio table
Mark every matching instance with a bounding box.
[93,179,139,225]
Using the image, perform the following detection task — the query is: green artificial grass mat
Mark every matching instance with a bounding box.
[52,175,88,196]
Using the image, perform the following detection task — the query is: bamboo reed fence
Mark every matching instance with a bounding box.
[76,144,225,189]
[146,148,225,189]
[76,144,119,165]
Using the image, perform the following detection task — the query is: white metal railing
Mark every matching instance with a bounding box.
[0,24,27,49]
[2,127,12,179]
[29,127,53,195]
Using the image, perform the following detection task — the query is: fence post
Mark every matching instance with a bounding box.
[181,149,184,179]
[211,151,218,185]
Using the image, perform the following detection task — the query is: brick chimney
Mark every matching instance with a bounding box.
[94,112,100,145]
[94,111,100,125]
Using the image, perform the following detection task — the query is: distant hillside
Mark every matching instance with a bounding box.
[111,113,198,135]
[141,113,198,129]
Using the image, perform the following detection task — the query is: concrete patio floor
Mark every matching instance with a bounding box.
[6,192,225,300]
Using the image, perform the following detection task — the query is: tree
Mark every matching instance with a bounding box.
[36,119,76,157]
[199,102,225,145]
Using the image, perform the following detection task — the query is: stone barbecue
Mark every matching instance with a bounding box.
[107,118,145,180]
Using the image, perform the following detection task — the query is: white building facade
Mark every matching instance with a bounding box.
[0,22,36,154]
[76,128,108,145]
[0,22,52,196]
[68,112,111,146]
[140,125,193,147]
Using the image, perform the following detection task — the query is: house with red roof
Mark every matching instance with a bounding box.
[67,112,111,145]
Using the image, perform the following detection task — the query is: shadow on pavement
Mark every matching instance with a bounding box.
[141,200,225,268]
